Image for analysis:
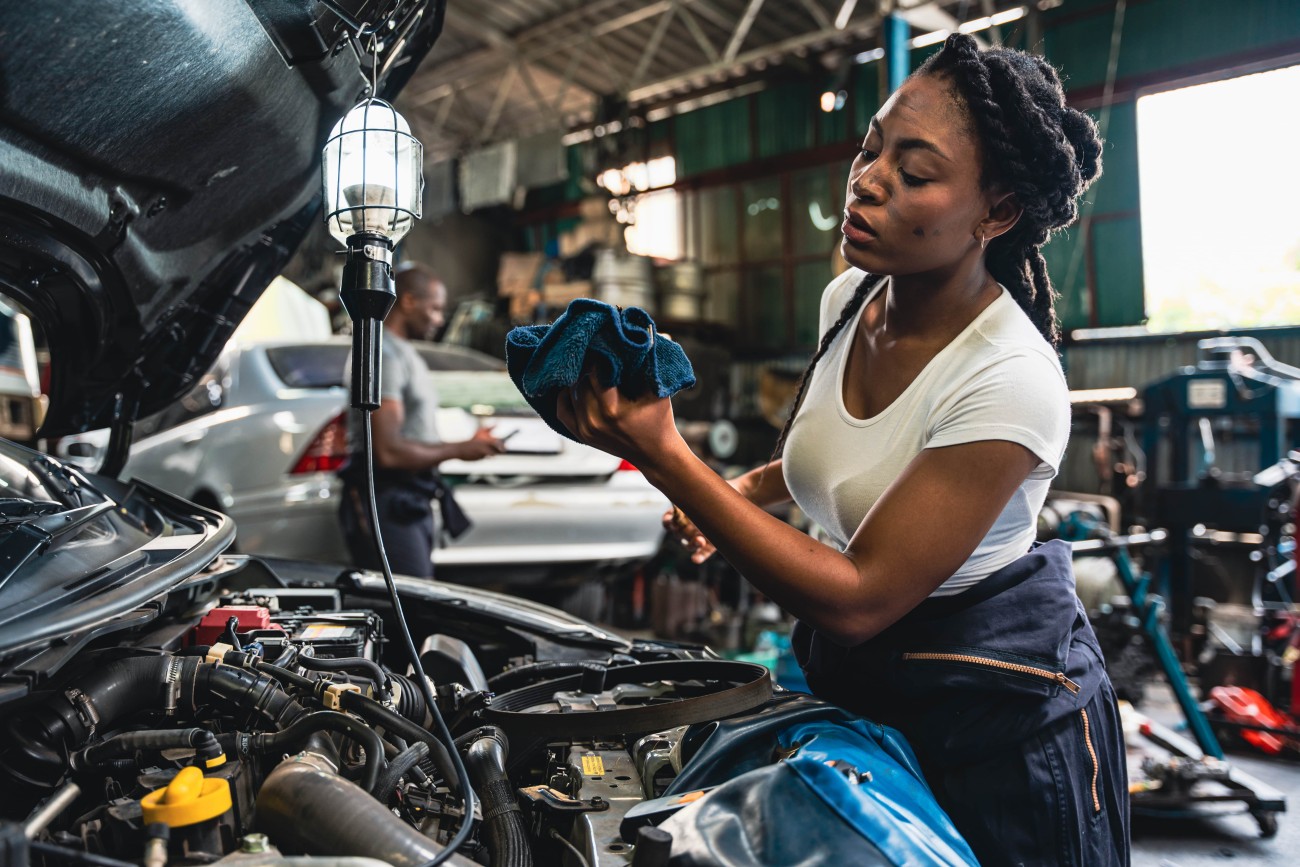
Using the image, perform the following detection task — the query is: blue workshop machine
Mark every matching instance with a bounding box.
[1140,337,1300,632]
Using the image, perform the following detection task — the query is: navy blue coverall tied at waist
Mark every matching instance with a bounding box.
[793,540,1131,867]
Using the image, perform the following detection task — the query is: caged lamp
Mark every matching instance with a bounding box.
[322,98,424,410]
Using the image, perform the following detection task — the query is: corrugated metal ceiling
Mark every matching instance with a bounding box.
[398,0,1031,162]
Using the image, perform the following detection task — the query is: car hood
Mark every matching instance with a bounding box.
[0,1,444,437]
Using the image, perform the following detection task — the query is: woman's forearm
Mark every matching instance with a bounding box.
[645,442,877,645]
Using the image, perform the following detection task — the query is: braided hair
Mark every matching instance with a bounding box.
[769,33,1101,461]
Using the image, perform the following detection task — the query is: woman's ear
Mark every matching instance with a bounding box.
[980,192,1022,244]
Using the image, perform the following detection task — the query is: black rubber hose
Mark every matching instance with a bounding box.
[389,672,429,724]
[244,659,318,693]
[487,661,608,693]
[193,662,306,730]
[2,655,180,789]
[222,616,243,651]
[296,654,391,691]
[372,740,429,801]
[75,728,221,769]
[253,753,455,867]
[0,656,307,794]
[339,690,459,795]
[462,727,531,867]
[249,710,385,794]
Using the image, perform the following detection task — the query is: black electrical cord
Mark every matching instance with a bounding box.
[363,411,476,865]
[548,829,591,867]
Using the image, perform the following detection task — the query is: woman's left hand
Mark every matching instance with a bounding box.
[554,370,683,473]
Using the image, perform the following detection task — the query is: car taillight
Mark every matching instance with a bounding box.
[616,459,638,472]
[290,411,348,475]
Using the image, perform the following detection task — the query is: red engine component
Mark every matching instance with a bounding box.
[1210,685,1300,756]
[189,605,280,647]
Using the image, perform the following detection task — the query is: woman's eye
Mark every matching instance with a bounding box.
[899,168,929,187]
[859,148,879,162]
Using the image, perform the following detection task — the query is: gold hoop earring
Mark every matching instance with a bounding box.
[980,232,988,251]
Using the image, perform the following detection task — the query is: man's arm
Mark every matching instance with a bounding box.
[370,399,503,471]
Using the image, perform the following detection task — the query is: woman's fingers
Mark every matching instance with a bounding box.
[555,387,580,438]
[661,506,717,563]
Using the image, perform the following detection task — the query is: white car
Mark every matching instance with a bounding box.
[57,337,668,578]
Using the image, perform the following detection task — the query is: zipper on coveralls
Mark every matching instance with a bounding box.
[901,651,1081,694]
[1080,708,1102,813]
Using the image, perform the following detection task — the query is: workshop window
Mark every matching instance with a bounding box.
[686,163,842,354]
[600,156,680,261]
[1138,63,1300,332]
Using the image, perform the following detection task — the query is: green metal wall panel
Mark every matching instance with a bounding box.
[852,62,881,137]
[756,81,816,159]
[1092,216,1146,326]
[1045,0,1300,90]
[675,98,752,177]
[1087,100,1141,214]
[1043,226,1091,331]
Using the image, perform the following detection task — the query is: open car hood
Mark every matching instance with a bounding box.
[0,1,444,437]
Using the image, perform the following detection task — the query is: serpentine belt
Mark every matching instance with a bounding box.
[480,660,774,739]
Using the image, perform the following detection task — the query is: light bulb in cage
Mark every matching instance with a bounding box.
[322,99,423,246]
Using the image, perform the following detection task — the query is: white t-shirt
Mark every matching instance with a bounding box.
[782,269,1070,597]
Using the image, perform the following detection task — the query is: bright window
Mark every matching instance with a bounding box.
[1137,64,1300,332]
[598,157,680,260]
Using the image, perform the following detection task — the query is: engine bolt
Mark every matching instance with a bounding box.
[241,834,270,853]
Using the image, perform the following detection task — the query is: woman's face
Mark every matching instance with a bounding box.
[841,74,996,277]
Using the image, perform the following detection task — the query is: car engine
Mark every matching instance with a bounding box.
[0,556,774,867]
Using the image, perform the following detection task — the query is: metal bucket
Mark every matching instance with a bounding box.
[657,262,704,320]
[593,250,655,312]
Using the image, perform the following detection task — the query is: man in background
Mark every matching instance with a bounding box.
[339,263,505,578]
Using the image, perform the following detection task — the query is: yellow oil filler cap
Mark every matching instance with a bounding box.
[141,766,232,827]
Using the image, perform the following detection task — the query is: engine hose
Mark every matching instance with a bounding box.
[462,728,532,867]
[242,659,318,693]
[0,656,307,791]
[253,751,462,867]
[249,711,385,794]
[372,740,429,801]
[338,690,460,796]
[193,662,306,730]
[486,661,608,693]
[74,727,221,769]
[296,654,391,691]
[388,672,428,724]
[1,654,181,789]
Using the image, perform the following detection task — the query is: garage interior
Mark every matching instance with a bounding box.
[2,0,1299,865]
[350,1,1300,862]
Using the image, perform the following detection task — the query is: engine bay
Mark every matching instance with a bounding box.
[0,555,776,867]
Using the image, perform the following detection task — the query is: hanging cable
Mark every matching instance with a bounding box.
[362,412,477,865]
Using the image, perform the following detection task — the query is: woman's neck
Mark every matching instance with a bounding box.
[880,258,999,341]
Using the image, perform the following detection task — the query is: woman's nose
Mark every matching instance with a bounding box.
[850,165,885,204]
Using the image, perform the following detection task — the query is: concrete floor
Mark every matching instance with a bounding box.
[1132,680,1300,866]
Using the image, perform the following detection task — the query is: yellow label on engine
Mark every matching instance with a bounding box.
[581,755,605,776]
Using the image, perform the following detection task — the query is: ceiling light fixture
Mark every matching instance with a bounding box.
[910,5,1028,48]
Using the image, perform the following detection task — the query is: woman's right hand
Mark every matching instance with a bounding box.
[663,505,717,564]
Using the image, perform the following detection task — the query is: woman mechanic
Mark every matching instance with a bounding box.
[556,33,1128,866]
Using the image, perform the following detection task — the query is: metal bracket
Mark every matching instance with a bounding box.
[518,785,611,814]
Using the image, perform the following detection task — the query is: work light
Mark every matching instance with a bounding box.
[322,98,424,409]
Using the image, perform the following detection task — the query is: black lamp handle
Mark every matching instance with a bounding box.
[338,235,397,411]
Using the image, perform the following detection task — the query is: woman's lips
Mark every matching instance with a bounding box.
[841,210,877,245]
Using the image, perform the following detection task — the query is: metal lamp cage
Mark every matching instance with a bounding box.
[322,98,424,246]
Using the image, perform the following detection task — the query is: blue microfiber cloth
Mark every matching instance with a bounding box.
[506,298,696,441]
